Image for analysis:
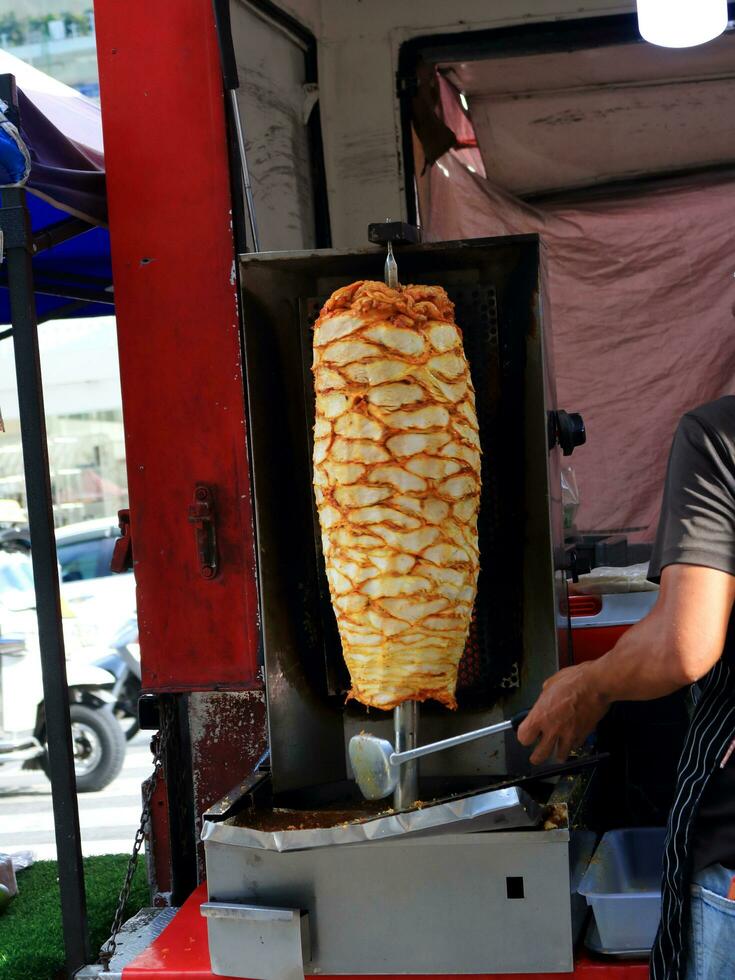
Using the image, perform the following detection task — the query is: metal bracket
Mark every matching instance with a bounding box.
[203,769,272,823]
[110,509,133,573]
[0,204,30,252]
[188,484,218,579]
[367,220,422,246]
[137,693,161,731]
[201,902,310,980]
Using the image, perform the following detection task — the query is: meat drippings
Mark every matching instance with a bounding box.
[233,804,393,833]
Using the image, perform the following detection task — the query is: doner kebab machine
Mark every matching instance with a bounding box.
[199,227,591,977]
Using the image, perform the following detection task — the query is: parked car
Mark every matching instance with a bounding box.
[0,515,137,652]
[54,518,141,740]
[56,518,136,651]
[0,548,126,791]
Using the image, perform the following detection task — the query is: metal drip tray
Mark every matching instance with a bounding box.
[201,784,542,852]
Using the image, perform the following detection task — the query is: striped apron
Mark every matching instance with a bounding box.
[651,659,735,979]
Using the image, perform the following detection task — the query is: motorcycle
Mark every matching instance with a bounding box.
[0,631,127,793]
[93,614,141,741]
[0,546,127,793]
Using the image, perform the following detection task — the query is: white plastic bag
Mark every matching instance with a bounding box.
[0,854,17,898]
[573,563,658,595]
[0,850,34,900]
[9,850,34,873]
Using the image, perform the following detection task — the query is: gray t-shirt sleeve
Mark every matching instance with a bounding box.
[649,414,735,583]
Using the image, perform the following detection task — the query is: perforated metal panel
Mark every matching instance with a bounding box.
[452,284,522,699]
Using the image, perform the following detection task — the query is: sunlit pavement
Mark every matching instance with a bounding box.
[0,731,152,860]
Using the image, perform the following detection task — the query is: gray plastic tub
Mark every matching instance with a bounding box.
[578,828,665,952]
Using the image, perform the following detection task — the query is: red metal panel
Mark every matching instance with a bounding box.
[93,0,259,690]
[123,883,649,979]
[188,692,268,878]
[572,626,629,665]
[147,773,172,903]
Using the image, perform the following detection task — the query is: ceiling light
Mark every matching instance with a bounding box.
[637,0,728,48]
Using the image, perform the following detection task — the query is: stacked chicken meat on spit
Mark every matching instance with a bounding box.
[312,280,481,710]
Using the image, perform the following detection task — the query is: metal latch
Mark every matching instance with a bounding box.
[188,484,218,579]
[110,509,133,573]
[367,219,422,246]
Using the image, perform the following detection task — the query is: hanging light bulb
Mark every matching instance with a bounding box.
[637,0,728,48]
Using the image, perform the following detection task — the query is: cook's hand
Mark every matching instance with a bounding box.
[516,663,610,765]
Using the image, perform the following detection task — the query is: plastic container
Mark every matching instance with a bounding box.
[578,828,665,952]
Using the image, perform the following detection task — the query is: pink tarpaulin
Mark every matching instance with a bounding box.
[418,151,735,539]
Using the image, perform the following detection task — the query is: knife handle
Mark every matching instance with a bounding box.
[510,710,530,732]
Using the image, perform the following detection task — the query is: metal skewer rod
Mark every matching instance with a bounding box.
[382,234,418,808]
[393,701,419,808]
[385,238,398,289]
[229,89,261,252]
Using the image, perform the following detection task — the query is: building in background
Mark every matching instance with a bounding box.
[0,7,121,526]
[0,317,127,527]
[0,1,97,98]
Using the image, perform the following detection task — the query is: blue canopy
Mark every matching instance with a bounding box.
[11,194,112,324]
[0,50,111,325]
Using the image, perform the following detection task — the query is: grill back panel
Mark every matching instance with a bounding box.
[301,284,523,707]
[240,237,561,793]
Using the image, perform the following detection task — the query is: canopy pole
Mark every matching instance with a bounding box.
[0,73,90,977]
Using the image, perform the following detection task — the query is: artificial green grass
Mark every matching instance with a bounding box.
[0,854,149,980]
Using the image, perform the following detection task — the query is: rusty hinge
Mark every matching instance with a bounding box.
[110,509,133,574]
[188,484,218,579]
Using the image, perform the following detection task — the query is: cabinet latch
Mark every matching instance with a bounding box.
[188,485,218,579]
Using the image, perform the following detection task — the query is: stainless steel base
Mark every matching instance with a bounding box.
[204,820,594,975]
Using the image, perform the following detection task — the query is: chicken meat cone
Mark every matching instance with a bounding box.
[312,280,481,710]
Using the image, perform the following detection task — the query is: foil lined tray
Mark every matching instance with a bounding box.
[201,785,543,853]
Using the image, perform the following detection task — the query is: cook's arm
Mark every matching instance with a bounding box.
[517,563,735,764]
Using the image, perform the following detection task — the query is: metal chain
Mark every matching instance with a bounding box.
[99,704,172,971]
